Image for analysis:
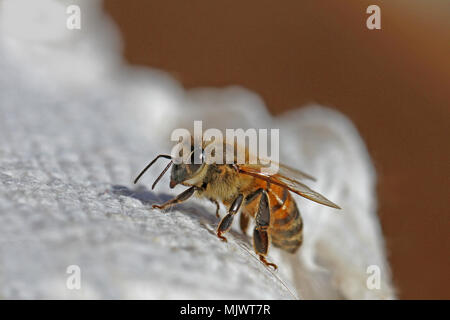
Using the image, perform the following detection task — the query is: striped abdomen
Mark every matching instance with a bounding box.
[267,184,303,253]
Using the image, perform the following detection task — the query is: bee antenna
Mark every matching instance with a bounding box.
[134,154,172,184]
[151,160,173,190]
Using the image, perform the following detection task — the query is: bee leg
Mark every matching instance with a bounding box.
[152,186,197,211]
[216,194,244,242]
[240,188,265,236]
[239,212,250,235]
[254,228,278,270]
[259,254,277,270]
[253,190,278,270]
[210,199,221,218]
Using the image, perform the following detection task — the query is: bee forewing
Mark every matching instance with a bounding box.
[275,175,341,209]
[239,143,316,181]
[237,163,340,209]
[276,162,316,181]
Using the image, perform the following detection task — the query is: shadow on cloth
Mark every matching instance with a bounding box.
[111,184,251,246]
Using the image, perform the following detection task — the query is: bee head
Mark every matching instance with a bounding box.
[170,146,205,188]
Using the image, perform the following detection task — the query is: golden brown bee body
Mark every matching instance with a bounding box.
[134,148,339,270]
[194,164,303,252]
[241,180,304,254]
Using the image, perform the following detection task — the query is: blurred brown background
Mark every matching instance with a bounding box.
[103,0,450,299]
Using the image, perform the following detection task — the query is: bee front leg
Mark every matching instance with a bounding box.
[152,186,197,211]
[216,194,244,242]
[253,189,278,270]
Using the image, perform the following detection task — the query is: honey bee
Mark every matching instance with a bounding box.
[134,142,340,269]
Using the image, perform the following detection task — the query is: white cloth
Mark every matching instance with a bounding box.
[0,0,395,299]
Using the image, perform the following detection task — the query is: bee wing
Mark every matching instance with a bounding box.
[276,162,317,182]
[237,163,341,209]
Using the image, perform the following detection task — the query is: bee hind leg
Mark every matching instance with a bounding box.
[254,227,278,270]
[253,190,278,270]
[216,194,243,242]
[259,254,278,270]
